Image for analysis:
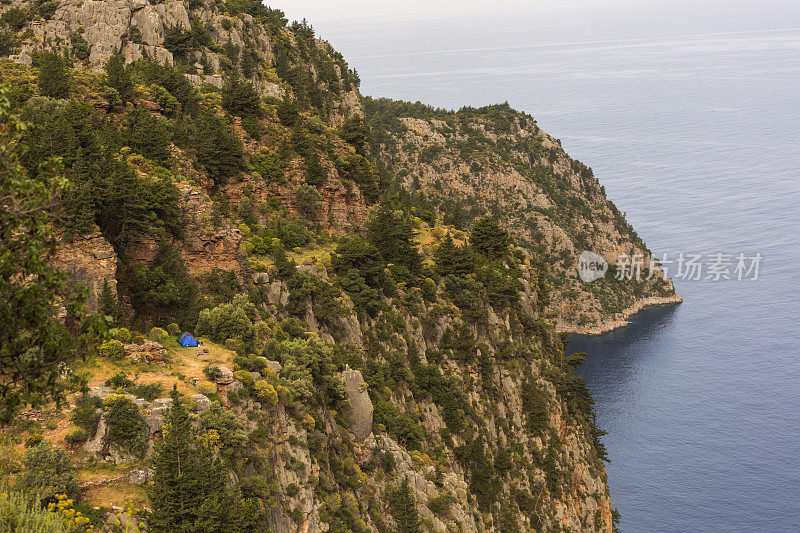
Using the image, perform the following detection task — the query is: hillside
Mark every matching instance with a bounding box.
[0,1,677,531]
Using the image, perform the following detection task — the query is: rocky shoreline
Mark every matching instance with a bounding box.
[558,293,684,336]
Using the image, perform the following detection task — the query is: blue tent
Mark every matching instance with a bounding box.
[177,332,199,347]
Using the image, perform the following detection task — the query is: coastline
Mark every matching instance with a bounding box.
[557,293,683,336]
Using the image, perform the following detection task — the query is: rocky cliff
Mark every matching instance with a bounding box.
[0,0,681,530]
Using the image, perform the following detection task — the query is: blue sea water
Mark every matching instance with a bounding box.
[316,1,800,530]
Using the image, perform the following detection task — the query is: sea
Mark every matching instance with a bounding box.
[312,1,800,530]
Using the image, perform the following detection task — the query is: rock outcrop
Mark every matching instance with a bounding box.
[50,231,117,314]
[337,366,373,440]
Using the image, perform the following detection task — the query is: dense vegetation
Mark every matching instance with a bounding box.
[0,0,665,530]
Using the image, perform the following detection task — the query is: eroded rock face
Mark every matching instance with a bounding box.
[127,183,243,277]
[124,340,167,364]
[51,232,117,314]
[337,366,373,440]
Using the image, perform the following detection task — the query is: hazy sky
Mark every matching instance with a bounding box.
[271,0,651,24]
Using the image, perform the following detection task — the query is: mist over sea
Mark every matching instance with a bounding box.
[320,2,800,530]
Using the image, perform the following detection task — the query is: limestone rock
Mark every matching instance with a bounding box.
[51,232,117,314]
[128,467,153,485]
[191,393,211,412]
[123,340,167,364]
[337,366,373,440]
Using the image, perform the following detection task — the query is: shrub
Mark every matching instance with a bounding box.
[285,483,299,497]
[276,99,299,126]
[131,382,164,401]
[133,334,145,345]
[150,84,179,116]
[195,112,245,186]
[72,394,102,436]
[166,322,181,336]
[103,394,148,457]
[105,52,133,102]
[234,370,254,387]
[99,339,125,360]
[251,152,286,183]
[197,380,216,396]
[114,327,132,343]
[253,380,277,406]
[65,428,88,445]
[16,442,79,501]
[294,183,321,218]
[105,371,135,389]
[221,76,261,117]
[195,294,257,347]
[469,216,510,259]
[149,327,169,342]
[25,434,43,448]
[1,8,28,30]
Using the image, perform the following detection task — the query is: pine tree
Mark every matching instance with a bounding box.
[366,204,422,277]
[469,216,510,259]
[388,477,422,533]
[62,150,95,238]
[105,52,133,103]
[36,51,70,99]
[149,387,234,532]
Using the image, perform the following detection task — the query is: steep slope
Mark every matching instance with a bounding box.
[364,99,680,333]
[0,1,678,531]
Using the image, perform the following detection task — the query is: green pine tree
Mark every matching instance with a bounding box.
[148,387,235,532]
[36,51,70,99]
[105,52,133,103]
[388,477,422,533]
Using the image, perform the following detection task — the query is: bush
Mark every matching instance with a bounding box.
[251,153,286,183]
[195,294,256,347]
[149,327,169,342]
[221,76,261,117]
[65,428,88,445]
[131,382,164,401]
[16,442,79,501]
[1,8,28,30]
[105,52,133,103]
[195,112,245,187]
[103,394,148,457]
[72,394,102,436]
[25,434,43,448]
[99,339,125,360]
[276,99,299,126]
[469,216,510,259]
[114,327,132,343]
[197,380,216,396]
[234,370,254,387]
[133,334,146,345]
[253,380,277,406]
[105,371,135,389]
[294,183,321,218]
[166,322,181,336]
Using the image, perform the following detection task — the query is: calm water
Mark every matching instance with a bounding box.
[317,1,800,530]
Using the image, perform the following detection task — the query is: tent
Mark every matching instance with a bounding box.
[177,332,199,348]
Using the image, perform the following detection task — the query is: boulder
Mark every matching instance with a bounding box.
[337,366,373,440]
[191,394,212,412]
[128,467,154,485]
[215,366,235,385]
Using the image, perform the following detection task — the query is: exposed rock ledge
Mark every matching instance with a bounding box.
[557,293,683,336]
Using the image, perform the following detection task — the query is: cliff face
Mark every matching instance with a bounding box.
[0,0,678,530]
[364,100,679,333]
